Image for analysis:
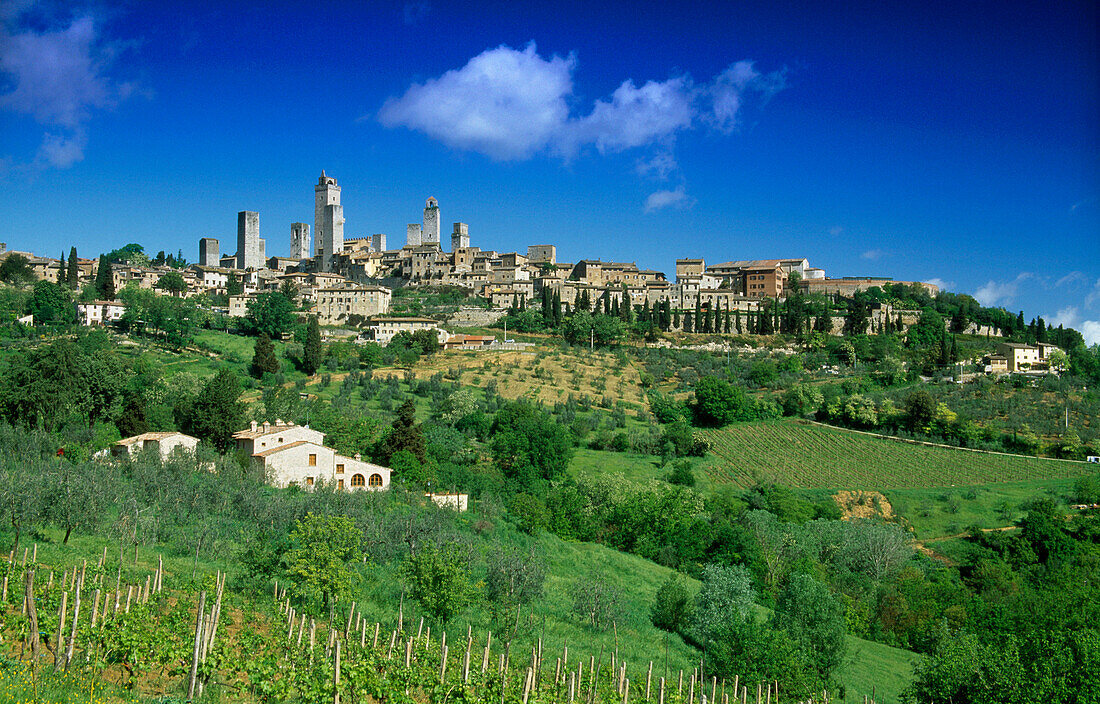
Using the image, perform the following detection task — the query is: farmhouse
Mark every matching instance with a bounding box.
[233,421,391,491]
[112,431,199,459]
[364,316,444,345]
[76,300,127,326]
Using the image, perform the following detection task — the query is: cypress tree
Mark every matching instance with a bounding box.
[735,309,742,334]
[673,308,680,330]
[251,333,280,378]
[724,307,731,334]
[684,310,694,333]
[95,254,115,300]
[58,251,67,285]
[303,316,322,375]
[552,290,562,326]
[66,246,80,287]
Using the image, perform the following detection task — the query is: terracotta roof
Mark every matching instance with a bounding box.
[232,422,299,440]
[116,431,188,446]
[252,440,323,457]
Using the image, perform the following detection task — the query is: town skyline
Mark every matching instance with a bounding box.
[0,0,1097,341]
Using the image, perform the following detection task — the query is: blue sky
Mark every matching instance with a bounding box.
[2,0,1098,341]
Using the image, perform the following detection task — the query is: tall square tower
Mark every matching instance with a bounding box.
[422,197,441,247]
[236,212,264,270]
[451,223,469,251]
[314,171,341,259]
[290,223,310,260]
[199,237,219,266]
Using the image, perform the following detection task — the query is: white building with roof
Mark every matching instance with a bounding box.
[233,421,391,491]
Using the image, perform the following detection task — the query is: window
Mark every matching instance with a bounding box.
[306,476,314,486]
[351,474,365,487]
[337,479,344,491]
[336,464,344,474]
[308,454,317,466]
[368,473,383,487]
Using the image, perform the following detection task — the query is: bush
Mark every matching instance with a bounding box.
[667,460,696,487]
[651,573,693,632]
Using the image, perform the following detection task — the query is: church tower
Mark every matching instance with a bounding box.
[314,171,343,272]
[422,197,440,247]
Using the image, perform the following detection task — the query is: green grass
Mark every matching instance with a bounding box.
[839,636,916,703]
[699,420,1090,489]
[884,478,1079,539]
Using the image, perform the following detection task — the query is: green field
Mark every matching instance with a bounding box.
[700,420,1090,489]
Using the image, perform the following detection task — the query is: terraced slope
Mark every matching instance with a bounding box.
[700,420,1089,489]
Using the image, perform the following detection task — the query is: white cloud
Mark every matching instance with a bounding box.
[378,43,574,161]
[562,75,694,156]
[1084,278,1100,308]
[860,249,884,260]
[1082,321,1100,347]
[0,12,131,169]
[37,128,87,168]
[973,273,1032,307]
[644,187,691,213]
[925,277,955,292]
[378,43,785,163]
[635,151,678,179]
[1055,271,1086,288]
[1045,306,1100,346]
[828,225,843,236]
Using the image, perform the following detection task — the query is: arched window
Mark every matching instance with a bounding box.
[351,474,365,488]
[368,473,383,487]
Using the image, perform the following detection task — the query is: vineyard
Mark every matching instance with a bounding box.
[2,548,875,704]
[699,421,1091,489]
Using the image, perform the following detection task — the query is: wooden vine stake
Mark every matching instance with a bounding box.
[334,640,342,704]
[24,570,40,659]
[54,591,68,669]
[187,590,207,703]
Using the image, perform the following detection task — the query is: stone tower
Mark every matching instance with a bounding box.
[199,237,219,266]
[290,223,310,260]
[315,171,342,271]
[371,233,387,252]
[236,211,264,270]
[451,223,469,251]
[406,223,422,247]
[422,197,441,247]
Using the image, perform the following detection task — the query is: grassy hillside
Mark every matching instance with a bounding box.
[699,420,1090,489]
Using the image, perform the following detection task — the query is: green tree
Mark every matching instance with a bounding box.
[46,460,110,544]
[27,279,74,325]
[651,573,693,632]
[691,376,753,427]
[904,389,937,431]
[485,545,546,631]
[94,254,115,299]
[286,513,363,613]
[0,254,35,286]
[692,564,757,642]
[774,572,847,681]
[155,271,187,296]
[226,271,243,295]
[250,333,280,378]
[246,292,297,338]
[402,541,475,622]
[379,399,426,464]
[490,400,574,485]
[177,368,247,452]
[303,315,322,375]
[66,246,80,287]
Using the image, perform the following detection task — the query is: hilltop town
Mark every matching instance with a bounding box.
[2,171,944,337]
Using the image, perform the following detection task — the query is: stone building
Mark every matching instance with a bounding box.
[314,285,392,325]
[422,197,441,246]
[315,171,343,272]
[199,238,220,266]
[290,222,310,260]
[451,223,469,251]
[234,421,390,491]
[236,211,265,270]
